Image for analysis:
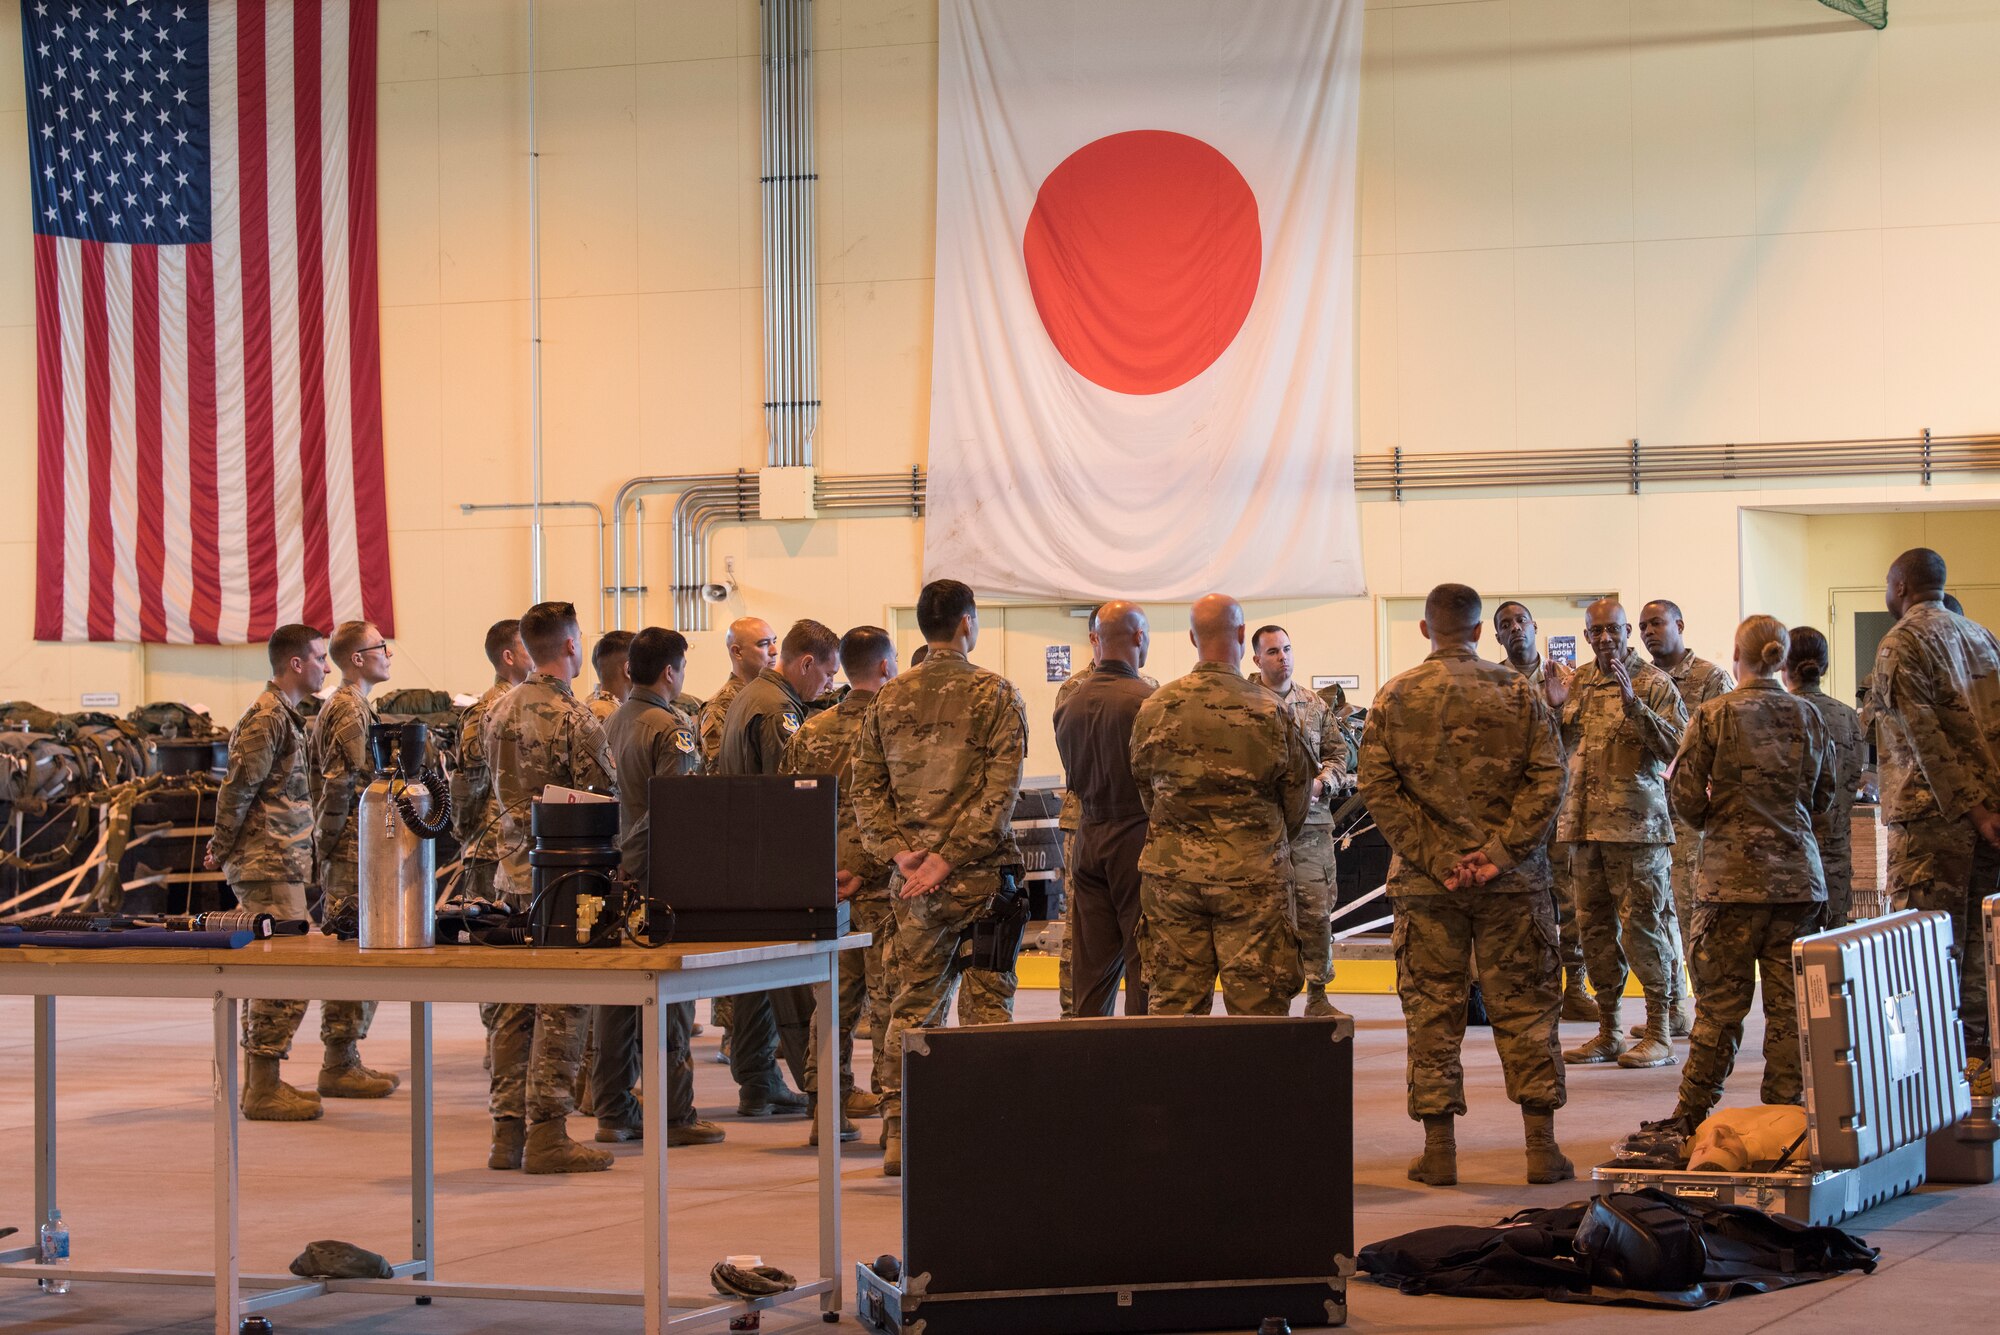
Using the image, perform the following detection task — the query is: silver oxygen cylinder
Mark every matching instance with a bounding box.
[357,724,438,950]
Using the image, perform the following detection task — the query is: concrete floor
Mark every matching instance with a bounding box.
[1,985,1996,1335]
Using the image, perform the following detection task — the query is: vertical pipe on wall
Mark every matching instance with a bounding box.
[762,0,818,469]
[527,0,545,598]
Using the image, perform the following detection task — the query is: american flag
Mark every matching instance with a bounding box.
[25,0,392,644]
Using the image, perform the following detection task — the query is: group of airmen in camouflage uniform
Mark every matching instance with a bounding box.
[208,546,1997,1187]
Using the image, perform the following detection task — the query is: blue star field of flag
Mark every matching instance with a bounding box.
[22,0,210,244]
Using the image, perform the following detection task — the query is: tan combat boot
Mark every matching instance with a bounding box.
[1560,971,1598,1023]
[523,1119,614,1174]
[1523,1107,1575,1184]
[318,1040,399,1099]
[845,1089,882,1119]
[1563,1002,1626,1064]
[1406,1114,1457,1186]
[1632,994,1692,1038]
[1619,1004,1678,1069]
[242,1054,324,1122]
[666,1118,726,1147]
[1302,984,1337,1018]
[488,1117,526,1170]
[882,1116,903,1178]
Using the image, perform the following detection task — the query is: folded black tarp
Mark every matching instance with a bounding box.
[1359,1188,1877,1310]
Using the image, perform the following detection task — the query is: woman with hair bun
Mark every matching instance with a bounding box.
[1784,627,1867,926]
[1645,616,1836,1136]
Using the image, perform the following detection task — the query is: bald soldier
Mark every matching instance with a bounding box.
[1052,601,1156,1017]
[699,616,779,771]
[1360,584,1571,1187]
[1130,594,1316,1016]
[1493,601,1593,1022]
[1252,622,1349,1017]
[853,579,1029,1177]
[1640,599,1734,1036]
[1547,598,1687,1070]
[1867,548,2000,1097]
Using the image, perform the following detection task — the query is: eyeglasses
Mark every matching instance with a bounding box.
[357,641,392,655]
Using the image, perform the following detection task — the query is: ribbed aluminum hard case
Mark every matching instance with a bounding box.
[1596,910,1969,1226]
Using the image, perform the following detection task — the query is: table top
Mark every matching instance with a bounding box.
[0,931,868,973]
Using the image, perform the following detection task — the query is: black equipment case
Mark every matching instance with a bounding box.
[855,1015,1354,1334]
[1594,909,1972,1225]
[646,774,845,941]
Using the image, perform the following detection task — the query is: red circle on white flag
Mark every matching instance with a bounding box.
[1023,130,1262,396]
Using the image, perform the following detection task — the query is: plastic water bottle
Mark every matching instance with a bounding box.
[38,1208,69,1293]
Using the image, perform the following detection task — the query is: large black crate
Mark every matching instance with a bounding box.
[864,1015,1353,1334]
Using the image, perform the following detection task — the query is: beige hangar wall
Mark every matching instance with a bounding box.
[4,0,2000,746]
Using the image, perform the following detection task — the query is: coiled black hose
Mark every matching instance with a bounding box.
[393,767,453,840]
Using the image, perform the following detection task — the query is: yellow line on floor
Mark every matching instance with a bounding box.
[1014,953,1653,997]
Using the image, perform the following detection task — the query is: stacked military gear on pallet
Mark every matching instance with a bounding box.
[1012,786,1064,923]
[1595,910,1970,1225]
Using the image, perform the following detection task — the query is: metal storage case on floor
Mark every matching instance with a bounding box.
[1594,910,1971,1226]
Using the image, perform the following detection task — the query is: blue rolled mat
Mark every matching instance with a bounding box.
[0,928,253,949]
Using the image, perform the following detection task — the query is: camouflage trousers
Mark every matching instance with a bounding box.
[481,1001,588,1123]
[878,871,1009,1121]
[1573,840,1677,1012]
[1140,874,1302,1017]
[1058,828,1078,1018]
[589,1000,695,1127]
[1551,841,1585,978]
[1290,823,1337,988]
[1819,835,1854,929]
[1676,901,1822,1118]
[805,894,897,1096]
[1392,891,1565,1118]
[952,968,1017,1025]
[1662,819,1701,1007]
[235,875,373,1057]
[1889,814,2000,1054]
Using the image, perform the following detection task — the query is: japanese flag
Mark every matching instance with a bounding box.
[923,0,1366,603]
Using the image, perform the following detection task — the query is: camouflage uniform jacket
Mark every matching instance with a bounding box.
[307,682,375,867]
[604,686,699,882]
[450,678,510,862]
[1129,660,1315,885]
[211,685,314,883]
[783,687,892,895]
[852,647,1028,876]
[1358,647,1566,898]
[1796,684,1865,859]
[698,674,750,772]
[1866,599,2000,824]
[485,673,615,896]
[1270,679,1347,824]
[586,686,619,723]
[1555,647,1686,845]
[719,668,808,776]
[1660,649,1736,713]
[1668,678,1834,903]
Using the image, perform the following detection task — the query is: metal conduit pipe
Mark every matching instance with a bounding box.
[456,501,607,637]
[675,479,759,631]
[609,473,740,629]
[1355,431,2000,496]
[761,0,818,468]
